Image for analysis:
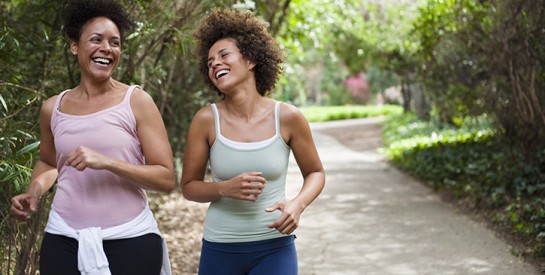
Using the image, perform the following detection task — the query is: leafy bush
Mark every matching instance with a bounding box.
[0,86,50,274]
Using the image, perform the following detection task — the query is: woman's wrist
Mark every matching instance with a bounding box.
[28,183,43,198]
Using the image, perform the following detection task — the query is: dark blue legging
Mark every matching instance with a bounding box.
[39,232,163,275]
[198,235,298,275]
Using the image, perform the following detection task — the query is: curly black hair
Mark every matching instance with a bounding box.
[63,0,134,41]
[193,8,285,97]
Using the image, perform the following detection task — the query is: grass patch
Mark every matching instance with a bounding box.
[299,104,403,122]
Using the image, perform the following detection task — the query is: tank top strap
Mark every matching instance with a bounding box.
[274,101,281,136]
[123,85,140,104]
[211,103,221,140]
[50,90,70,129]
[53,90,70,111]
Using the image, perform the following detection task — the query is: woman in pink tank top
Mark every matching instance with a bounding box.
[10,1,175,274]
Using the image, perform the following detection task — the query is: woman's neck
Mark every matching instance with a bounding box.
[75,78,119,97]
[222,95,268,122]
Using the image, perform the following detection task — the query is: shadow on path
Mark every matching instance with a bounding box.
[286,117,539,275]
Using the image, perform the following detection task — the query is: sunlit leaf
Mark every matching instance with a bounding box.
[16,141,40,156]
[0,95,7,112]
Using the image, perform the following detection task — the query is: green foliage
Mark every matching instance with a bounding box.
[0,147,45,275]
[318,54,352,106]
[300,104,402,123]
[1,0,56,270]
[116,0,228,159]
[352,1,420,72]
[275,62,308,105]
[411,0,493,122]
[275,0,376,105]
[382,113,545,258]
[0,84,45,274]
[410,0,545,161]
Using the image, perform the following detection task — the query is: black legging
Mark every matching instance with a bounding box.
[39,232,163,275]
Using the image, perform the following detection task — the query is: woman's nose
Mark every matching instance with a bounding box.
[101,42,112,53]
[211,59,221,67]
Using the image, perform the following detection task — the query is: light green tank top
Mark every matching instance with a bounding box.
[204,101,291,243]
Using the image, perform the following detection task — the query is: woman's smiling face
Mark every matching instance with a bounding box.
[207,38,255,93]
[71,17,121,82]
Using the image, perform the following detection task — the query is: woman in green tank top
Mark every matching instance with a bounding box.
[181,8,326,275]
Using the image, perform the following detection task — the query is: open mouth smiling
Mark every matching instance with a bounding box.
[93,57,112,66]
[215,69,229,79]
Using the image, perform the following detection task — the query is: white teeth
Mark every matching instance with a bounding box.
[216,69,229,79]
[93,58,111,65]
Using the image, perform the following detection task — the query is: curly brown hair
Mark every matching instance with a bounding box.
[63,0,134,41]
[193,8,285,97]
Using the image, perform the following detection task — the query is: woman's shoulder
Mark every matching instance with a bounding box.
[128,85,158,112]
[278,101,306,123]
[44,87,74,104]
[193,104,215,122]
[128,84,149,99]
[41,94,60,113]
[189,104,216,141]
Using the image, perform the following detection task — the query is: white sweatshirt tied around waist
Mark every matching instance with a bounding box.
[45,206,171,275]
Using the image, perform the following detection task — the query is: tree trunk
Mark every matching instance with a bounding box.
[401,79,411,112]
[412,82,429,119]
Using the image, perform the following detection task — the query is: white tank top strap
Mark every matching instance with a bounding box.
[274,101,281,136]
[211,103,221,140]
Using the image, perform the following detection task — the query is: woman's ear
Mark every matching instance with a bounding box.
[247,60,256,70]
[69,40,78,55]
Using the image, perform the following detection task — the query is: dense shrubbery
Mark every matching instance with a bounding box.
[382,113,545,258]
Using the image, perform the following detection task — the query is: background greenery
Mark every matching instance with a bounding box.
[1,0,544,273]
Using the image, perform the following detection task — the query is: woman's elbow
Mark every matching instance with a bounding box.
[180,184,194,200]
[159,170,176,193]
[164,180,176,193]
[180,183,208,202]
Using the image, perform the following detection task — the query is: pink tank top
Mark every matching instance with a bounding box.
[50,85,147,229]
